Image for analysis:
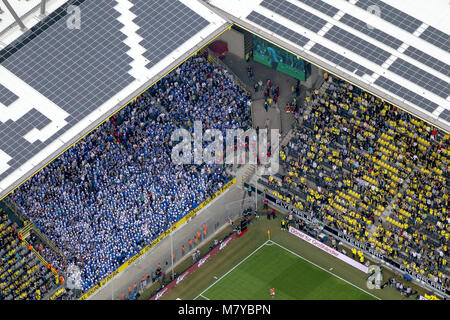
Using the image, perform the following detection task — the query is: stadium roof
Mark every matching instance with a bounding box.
[208,0,450,131]
[0,0,228,199]
[0,0,449,200]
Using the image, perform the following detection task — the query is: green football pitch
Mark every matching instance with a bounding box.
[195,240,378,300]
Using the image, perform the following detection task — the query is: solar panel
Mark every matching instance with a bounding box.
[354,0,423,33]
[403,46,450,78]
[2,0,134,120]
[294,0,340,17]
[247,11,310,48]
[260,0,328,33]
[440,109,450,123]
[324,25,391,65]
[131,0,210,69]
[310,43,373,77]
[0,0,134,180]
[0,109,51,169]
[0,84,19,106]
[388,58,450,99]
[0,0,213,182]
[339,14,403,50]
[375,76,439,113]
[419,26,450,54]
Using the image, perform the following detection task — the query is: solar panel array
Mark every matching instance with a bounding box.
[388,58,450,99]
[0,109,51,164]
[419,26,450,54]
[247,11,310,47]
[0,0,134,180]
[244,0,450,129]
[324,25,391,65]
[339,14,403,50]
[310,43,373,77]
[131,0,209,69]
[0,84,19,106]
[375,76,439,113]
[294,0,339,17]
[296,0,406,52]
[440,109,450,123]
[354,0,423,33]
[403,46,450,78]
[260,0,327,33]
[2,0,134,120]
[0,0,213,183]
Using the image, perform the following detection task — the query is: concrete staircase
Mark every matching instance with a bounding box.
[238,164,256,190]
[377,165,420,228]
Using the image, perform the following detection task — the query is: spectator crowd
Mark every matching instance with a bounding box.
[5,51,448,298]
[263,75,449,292]
[8,54,251,293]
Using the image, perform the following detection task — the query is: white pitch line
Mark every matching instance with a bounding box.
[194,240,270,300]
[270,241,381,300]
[265,241,275,246]
[199,294,210,300]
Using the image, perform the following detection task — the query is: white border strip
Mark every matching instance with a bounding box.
[289,226,369,273]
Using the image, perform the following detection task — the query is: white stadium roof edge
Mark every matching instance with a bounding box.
[0,0,449,200]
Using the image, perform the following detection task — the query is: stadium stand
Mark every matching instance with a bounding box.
[0,209,57,300]
[8,54,251,294]
[1,0,447,302]
[263,75,449,291]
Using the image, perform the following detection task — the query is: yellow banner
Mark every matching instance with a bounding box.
[79,177,235,300]
[50,288,66,300]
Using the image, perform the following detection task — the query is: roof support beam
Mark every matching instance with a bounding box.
[40,0,47,16]
[1,0,27,31]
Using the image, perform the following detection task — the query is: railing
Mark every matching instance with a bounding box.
[31,227,65,260]
[3,198,66,260]
[23,238,50,270]
[18,220,34,238]
[2,198,25,224]
[21,237,65,300]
